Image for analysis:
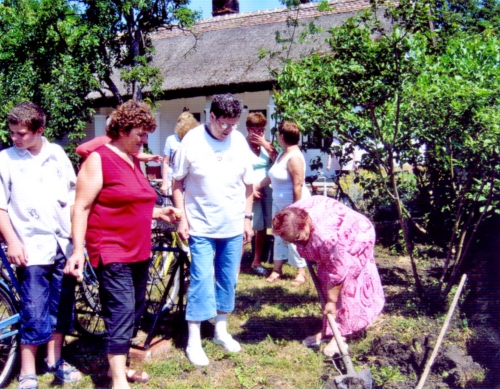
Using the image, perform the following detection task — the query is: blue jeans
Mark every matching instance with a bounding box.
[186,235,243,321]
[18,250,76,345]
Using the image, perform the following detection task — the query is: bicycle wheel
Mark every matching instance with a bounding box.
[74,262,106,338]
[146,245,182,316]
[0,285,18,387]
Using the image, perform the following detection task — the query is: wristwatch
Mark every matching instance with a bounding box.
[244,215,253,221]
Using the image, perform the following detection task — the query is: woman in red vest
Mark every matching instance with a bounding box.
[65,100,180,389]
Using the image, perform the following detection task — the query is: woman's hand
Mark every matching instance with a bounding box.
[323,301,337,318]
[253,184,263,199]
[152,206,182,224]
[135,152,163,163]
[64,251,85,281]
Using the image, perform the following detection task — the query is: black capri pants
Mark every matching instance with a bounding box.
[97,259,150,355]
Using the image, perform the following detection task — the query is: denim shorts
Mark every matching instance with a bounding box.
[186,234,243,321]
[252,186,273,231]
[18,250,76,345]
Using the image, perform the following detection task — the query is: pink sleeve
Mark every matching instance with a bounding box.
[318,238,349,286]
[76,136,111,158]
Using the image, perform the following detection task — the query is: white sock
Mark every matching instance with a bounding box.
[187,321,202,349]
[215,314,229,339]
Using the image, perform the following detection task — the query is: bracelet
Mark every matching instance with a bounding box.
[244,215,253,221]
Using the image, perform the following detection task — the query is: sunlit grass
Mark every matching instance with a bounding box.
[3,248,479,389]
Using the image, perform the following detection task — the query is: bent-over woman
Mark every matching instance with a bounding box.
[273,196,384,356]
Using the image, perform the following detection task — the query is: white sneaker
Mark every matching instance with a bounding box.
[213,335,241,352]
[186,346,209,366]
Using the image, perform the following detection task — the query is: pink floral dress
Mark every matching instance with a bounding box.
[292,196,385,336]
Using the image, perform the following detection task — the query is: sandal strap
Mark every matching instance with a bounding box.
[53,359,80,383]
[18,374,38,389]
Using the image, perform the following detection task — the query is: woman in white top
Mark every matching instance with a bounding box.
[254,121,310,286]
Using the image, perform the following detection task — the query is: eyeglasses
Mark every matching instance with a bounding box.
[217,119,239,131]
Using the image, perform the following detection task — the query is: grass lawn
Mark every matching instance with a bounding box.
[5,247,480,389]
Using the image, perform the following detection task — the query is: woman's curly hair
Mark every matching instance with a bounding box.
[272,206,309,236]
[107,100,156,140]
[175,112,199,140]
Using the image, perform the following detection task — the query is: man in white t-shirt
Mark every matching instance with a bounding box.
[172,94,254,367]
[0,102,81,388]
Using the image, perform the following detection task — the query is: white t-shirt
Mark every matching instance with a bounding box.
[0,138,76,265]
[163,134,181,182]
[173,124,254,238]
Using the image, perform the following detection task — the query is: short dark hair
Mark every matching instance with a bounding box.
[106,100,156,140]
[7,102,46,132]
[278,121,300,145]
[246,112,267,128]
[210,94,242,119]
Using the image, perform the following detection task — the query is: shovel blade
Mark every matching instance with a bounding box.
[334,368,373,389]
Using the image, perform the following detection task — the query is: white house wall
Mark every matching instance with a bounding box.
[89,91,329,177]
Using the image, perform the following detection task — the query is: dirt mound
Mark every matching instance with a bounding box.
[321,333,484,389]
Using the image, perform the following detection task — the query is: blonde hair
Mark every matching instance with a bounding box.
[175,112,199,140]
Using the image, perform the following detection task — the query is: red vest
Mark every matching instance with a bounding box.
[86,145,156,267]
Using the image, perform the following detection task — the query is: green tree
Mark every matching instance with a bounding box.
[273,1,500,297]
[0,0,98,150]
[75,0,200,104]
[0,0,199,158]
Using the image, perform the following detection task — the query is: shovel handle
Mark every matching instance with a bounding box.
[327,313,357,376]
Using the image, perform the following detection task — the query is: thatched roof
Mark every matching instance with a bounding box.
[103,0,372,101]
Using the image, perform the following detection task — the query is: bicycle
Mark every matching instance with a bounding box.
[0,242,20,387]
[147,183,190,318]
[73,183,191,348]
[73,256,105,338]
[307,170,357,210]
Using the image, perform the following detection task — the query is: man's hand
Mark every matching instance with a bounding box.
[7,240,28,267]
[177,218,190,241]
[243,220,254,244]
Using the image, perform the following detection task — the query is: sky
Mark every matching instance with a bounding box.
[188,0,285,19]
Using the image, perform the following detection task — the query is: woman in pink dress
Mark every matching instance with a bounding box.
[272,196,384,356]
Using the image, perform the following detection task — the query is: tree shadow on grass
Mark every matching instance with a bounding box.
[238,315,323,344]
[236,285,323,344]
[59,334,110,389]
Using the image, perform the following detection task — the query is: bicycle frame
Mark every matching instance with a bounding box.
[0,245,20,334]
[0,246,20,296]
[143,245,188,350]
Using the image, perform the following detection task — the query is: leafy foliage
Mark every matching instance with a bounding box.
[0,0,98,147]
[273,0,500,296]
[0,0,199,160]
